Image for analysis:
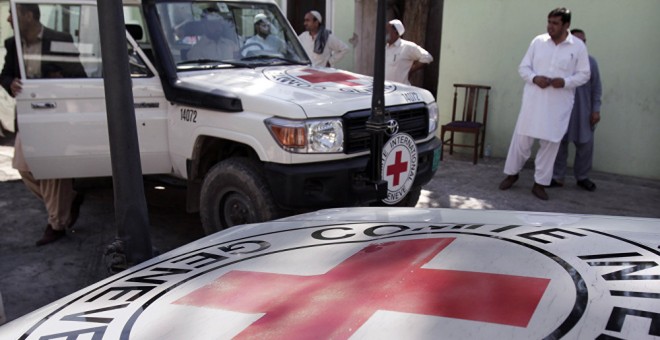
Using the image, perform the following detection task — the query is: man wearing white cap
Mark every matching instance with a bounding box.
[385,19,433,85]
[298,10,348,68]
[242,13,287,57]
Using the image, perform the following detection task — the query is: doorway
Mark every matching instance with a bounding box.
[354,0,443,96]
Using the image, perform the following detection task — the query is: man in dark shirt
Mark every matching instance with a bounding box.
[0,4,85,246]
[549,28,602,191]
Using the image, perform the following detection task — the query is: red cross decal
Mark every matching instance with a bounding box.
[297,68,363,86]
[386,150,409,186]
[175,238,550,338]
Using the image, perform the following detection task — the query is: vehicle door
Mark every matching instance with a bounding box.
[11,0,169,179]
[0,0,15,132]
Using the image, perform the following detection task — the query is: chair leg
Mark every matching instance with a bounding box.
[440,128,445,160]
[449,131,455,155]
[479,130,486,158]
[473,132,479,164]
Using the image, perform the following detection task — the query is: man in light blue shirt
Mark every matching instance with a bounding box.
[242,13,286,57]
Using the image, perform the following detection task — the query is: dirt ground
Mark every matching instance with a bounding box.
[0,131,659,324]
[0,132,206,323]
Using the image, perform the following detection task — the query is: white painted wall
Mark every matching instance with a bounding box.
[438,0,660,179]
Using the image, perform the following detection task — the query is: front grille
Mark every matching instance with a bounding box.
[343,102,429,154]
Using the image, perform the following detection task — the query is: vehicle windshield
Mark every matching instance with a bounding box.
[155,1,309,70]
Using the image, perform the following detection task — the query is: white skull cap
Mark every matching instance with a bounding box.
[389,19,405,36]
[310,10,322,23]
[254,13,269,24]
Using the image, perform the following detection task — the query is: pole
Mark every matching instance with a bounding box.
[366,0,388,199]
[97,0,153,268]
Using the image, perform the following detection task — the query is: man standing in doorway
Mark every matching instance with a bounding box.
[298,10,348,68]
[385,19,432,85]
[499,8,590,200]
[550,28,602,191]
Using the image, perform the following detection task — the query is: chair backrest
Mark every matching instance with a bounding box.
[451,83,491,125]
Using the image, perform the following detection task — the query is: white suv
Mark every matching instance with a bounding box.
[9,0,441,233]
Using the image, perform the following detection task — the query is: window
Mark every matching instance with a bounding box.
[155,1,308,67]
[15,2,152,79]
[15,3,91,78]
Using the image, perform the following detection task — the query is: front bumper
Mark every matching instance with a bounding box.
[264,137,441,210]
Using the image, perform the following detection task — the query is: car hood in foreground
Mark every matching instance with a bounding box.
[1,208,659,339]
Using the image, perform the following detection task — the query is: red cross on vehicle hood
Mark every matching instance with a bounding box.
[175,238,550,339]
[296,68,364,86]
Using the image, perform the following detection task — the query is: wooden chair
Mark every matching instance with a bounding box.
[440,83,491,164]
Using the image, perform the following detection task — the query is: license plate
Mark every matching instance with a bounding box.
[432,148,441,171]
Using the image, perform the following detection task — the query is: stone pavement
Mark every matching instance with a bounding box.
[417,153,660,218]
[0,132,659,325]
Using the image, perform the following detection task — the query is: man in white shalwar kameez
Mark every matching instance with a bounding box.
[385,19,433,85]
[499,7,590,200]
[298,11,348,68]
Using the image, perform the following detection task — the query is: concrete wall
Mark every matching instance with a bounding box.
[438,0,660,179]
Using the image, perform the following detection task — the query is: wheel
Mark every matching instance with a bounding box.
[200,158,279,234]
[370,185,422,208]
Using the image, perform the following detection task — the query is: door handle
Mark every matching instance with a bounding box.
[134,102,160,109]
[31,102,57,109]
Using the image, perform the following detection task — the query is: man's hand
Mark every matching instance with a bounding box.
[550,77,565,88]
[590,111,601,126]
[10,78,22,96]
[533,76,550,88]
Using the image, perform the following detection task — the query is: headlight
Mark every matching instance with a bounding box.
[427,102,439,134]
[266,117,344,153]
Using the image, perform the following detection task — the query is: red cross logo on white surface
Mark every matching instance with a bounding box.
[386,150,408,186]
[297,68,362,86]
[175,238,550,338]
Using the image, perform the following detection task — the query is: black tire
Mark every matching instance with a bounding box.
[200,158,279,234]
[371,185,422,207]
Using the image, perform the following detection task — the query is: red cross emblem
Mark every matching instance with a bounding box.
[175,238,550,338]
[297,68,362,86]
[386,150,409,186]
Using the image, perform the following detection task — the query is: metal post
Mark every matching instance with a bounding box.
[366,0,388,199]
[97,0,153,267]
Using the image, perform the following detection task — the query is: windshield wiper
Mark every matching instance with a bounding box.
[240,55,309,65]
[177,56,308,70]
[177,59,224,66]
[177,59,242,71]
